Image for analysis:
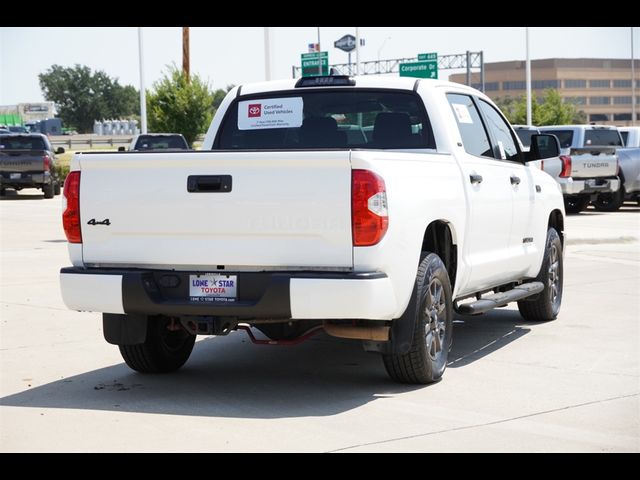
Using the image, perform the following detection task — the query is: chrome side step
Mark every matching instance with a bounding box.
[455,282,544,315]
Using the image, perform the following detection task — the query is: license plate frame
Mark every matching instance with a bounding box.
[189,273,237,303]
[9,173,21,180]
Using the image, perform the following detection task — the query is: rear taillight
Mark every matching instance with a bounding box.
[352,169,388,246]
[43,154,50,172]
[559,155,572,178]
[62,171,82,243]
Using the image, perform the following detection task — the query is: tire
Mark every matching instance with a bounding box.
[564,196,590,214]
[256,321,318,341]
[42,183,54,199]
[383,253,453,384]
[119,316,196,373]
[518,228,563,322]
[592,186,625,212]
[54,182,61,196]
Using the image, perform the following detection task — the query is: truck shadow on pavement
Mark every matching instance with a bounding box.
[0,190,45,200]
[0,309,533,418]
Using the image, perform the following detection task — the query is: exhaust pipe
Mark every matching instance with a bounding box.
[323,321,390,341]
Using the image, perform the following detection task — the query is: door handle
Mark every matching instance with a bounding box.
[469,174,483,184]
[187,175,232,193]
[510,175,521,185]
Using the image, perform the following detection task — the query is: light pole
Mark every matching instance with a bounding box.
[526,27,532,126]
[378,36,391,61]
[138,27,147,134]
[264,27,271,81]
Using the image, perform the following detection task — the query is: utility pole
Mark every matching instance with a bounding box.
[317,27,322,75]
[183,27,190,83]
[526,27,532,126]
[632,27,636,126]
[138,27,147,134]
[264,27,271,81]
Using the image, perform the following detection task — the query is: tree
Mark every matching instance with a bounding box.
[538,89,584,125]
[147,66,215,146]
[212,84,235,110]
[494,89,585,126]
[39,64,139,133]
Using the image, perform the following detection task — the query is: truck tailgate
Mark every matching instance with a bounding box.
[78,151,353,269]
[568,147,617,178]
[0,150,46,173]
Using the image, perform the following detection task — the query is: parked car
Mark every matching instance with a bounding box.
[540,125,640,211]
[512,125,540,150]
[0,134,64,198]
[60,75,564,385]
[8,126,29,134]
[538,125,621,213]
[119,133,190,152]
[619,126,640,148]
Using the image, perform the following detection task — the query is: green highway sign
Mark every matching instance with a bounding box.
[401,52,438,79]
[418,52,437,61]
[399,60,438,79]
[301,51,329,77]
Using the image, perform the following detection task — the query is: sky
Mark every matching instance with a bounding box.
[0,27,637,105]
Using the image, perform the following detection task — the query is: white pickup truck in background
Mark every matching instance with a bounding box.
[540,125,640,211]
[619,126,640,148]
[60,75,564,384]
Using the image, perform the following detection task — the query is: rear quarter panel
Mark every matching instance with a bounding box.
[351,149,466,318]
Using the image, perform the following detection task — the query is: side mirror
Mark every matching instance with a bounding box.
[118,146,126,152]
[55,147,65,154]
[526,134,560,161]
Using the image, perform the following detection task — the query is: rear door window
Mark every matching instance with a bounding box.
[477,100,521,161]
[215,90,435,150]
[446,93,493,158]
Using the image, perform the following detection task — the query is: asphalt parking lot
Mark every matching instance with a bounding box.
[0,190,638,452]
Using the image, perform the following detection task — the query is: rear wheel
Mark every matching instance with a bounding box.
[518,228,563,322]
[119,316,196,373]
[593,186,625,212]
[564,196,590,214]
[42,183,54,199]
[54,182,61,196]
[383,253,453,384]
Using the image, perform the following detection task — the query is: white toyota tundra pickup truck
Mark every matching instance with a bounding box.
[60,75,565,384]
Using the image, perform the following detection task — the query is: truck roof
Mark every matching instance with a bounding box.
[539,124,617,130]
[238,76,478,96]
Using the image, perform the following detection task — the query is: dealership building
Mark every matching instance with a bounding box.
[449,58,639,126]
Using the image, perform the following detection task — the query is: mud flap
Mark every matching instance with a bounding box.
[376,281,418,355]
[103,313,147,345]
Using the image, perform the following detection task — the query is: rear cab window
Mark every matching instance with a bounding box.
[583,129,623,147]
[542,130,574,149]
[0,136,46,150]
[214,89,435,150]
[135,135,188,150]
[514,128,539,148]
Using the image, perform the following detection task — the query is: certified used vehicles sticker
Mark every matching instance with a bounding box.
[238,97,303,130]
